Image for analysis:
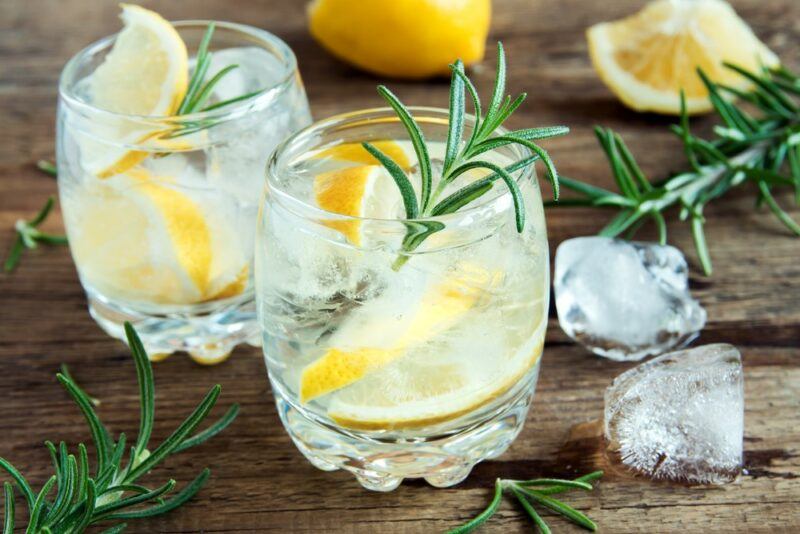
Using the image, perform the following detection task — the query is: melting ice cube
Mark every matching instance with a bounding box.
[554,236,706,361]
[604,343,744,484]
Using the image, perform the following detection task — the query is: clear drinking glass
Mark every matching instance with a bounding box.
[256,108,549,491]
[57,21,311,363]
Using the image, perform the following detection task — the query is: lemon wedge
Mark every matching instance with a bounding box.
[298,260,547,430]
[327,339,543,430]
[313,165,401,245]
[299,266,499,403]
[82,4,189,177]
[70,167,247,305]
[587,0,778,114]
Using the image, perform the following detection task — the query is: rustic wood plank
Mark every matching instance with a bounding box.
[0,0,798,532]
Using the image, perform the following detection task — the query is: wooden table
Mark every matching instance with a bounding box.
[1,0,798,531]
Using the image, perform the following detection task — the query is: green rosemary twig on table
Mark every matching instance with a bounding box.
[549,62,800,276]
[449,471,603,533]
[0,322,239,533]
[4,195,67,273]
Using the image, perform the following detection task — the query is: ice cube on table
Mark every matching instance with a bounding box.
[554,236,706,361]
[604,343,744,485]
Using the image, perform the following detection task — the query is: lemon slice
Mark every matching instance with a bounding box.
[81,4,189,177]
[313,164,401,245]
[69,167,247,305]
[328,339,543,430]
[298,259,547,430]
[314,140,411,169]
[587,0,778,114]
[300,264,500,402]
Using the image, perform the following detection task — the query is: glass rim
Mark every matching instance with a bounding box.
[58,19,298,125]
[266,106,535,227]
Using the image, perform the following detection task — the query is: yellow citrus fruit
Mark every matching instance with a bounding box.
[71,167,247,305]
[328,341,542,430]
[84,4,189,177]
[297,262,546,430]
[313,165,401,245]
[307,0,491,79]
[587,0,779,115]
[300,268,493,402]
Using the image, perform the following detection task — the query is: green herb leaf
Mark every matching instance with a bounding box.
[377,86,432,210]
[3,483,14,534]
[447,479,503,534]
[36,160,57,177]
[510,487,551,534]
[362,142,419,218]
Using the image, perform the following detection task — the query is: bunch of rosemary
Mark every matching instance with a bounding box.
[450,471,603,533]
[0,323,238,533]
[363,43,568,269]
[551,63,800,275]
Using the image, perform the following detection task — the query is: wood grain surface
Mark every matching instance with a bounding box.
[1,0,798,532]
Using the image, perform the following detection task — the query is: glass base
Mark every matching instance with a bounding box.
[87,291,261,364]
[273,368,538,492]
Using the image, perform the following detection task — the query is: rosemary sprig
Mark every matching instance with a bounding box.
[0,322,239,533]
[364,43,568,270]
[449,471,603,533]
[4,196,67,273]
[550,63,800,276]
[163,23,263,140]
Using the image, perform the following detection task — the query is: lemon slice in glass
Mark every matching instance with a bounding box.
[81,4,189,177]
[587,0,778,115]
[313,164,403,245]
[71,167,247,306]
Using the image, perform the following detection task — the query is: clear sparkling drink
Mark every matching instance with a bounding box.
[57,20,311,362]
[257,108,549,490]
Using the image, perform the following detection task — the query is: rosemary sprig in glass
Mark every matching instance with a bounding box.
[363,43,568,269]
[163,23,263,140]
[0,322,239,533]
[550,63,800,275]
[449,471,603,533]
[4,196,67,273]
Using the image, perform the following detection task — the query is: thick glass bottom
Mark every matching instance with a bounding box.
[87,289,260,364]
[272,365,539,491]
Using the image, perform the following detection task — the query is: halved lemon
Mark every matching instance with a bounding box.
[69,167,247,305]
[308,0,490,79]
[313,164,401,245]
[587,0,779,114]
[82,4,189,177]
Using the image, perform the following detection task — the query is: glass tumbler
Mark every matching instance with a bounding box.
[256,108,550,490]
[57,21,311,363]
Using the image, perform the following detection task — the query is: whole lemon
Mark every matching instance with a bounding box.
[307,0,491,79]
